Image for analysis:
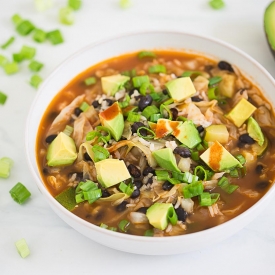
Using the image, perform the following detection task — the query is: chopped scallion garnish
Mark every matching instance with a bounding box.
[167,207,178,225]
[141,105,159,119]
[118,219,130,232]
[100,223,108,229]
[63,125,74,136]
[47,30,64,45]
[208,76,222,86]
[148,64,166,74]
[0,157,13,177]
[28,60,44,72]
[4,62,19,75]
[30,75,43,88]
[92,145,110,162]
[12,14,22,26]
[119,0,131,9]
[9,182,31,204]
[34,0,53,12]
[15,239,30,258]
[13,53,24,63]
[119,181,134,196]
[33,29,47,43]
[207,87,218,100]
[138,51,156,59]
[182,181,204,198]
[1,36,15,50]
[59,6,75,25]
[235,154,246,165]
[84,77,96,86]
[194,166,207,180]
[132,75,149,88]
[209,0,225,10]
[68,0,82,10]
[16,20,35,36]
[137,127,155,139]
[139,82,155,95]
[20,45,36,59]
[0,92,8,105]
[0,55,8,67]
[79,101,90,112]
[144,229,154,236]
[127,112,140,122]
[160,104,172,120]
[75,180,101,204]
[149,113,162,122]
[155,170,170,181]
[181,71,202,77]
[218,176,239,194]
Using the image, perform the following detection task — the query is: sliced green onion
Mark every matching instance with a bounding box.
[79,180,98,192]
[0,55,8,67]
[9,182,31,204]
[13,53,24,63]
[235,154,246,165]
[119,182,134,196]
[28,60,44,72]
[141,105,159,119]
[160,104,172,120]
[206,170,214,180]
[229,168,239,178]
[182,181,204,198]
[202,140,209,148]
[1,36,15,49]
[138,51,156,59]
[132,75,149,88]
[209,0,225,9]
[218,176,239,194]
[199,192,211,206]
[108,227,117,231]
[33,29,47,43]
[167,207,178,225]
[122,69,136,77]
[150,92,161,101]
[100,223,108,229]
[16,20,35,36]
[208,76,222,86]
[127,112,140,122]
[55,187,76,210]
[196,143,205,151]
[63,125,73,136]
[181,171,199,184]
[182,71,202,77]
[144,229,154,236]
[86,130,100,141]
[30,74,43,88]
[15,239,30,259]
[0,157,13,177]
[176,116,188,122]
[150,113,162,122]
[75,193,84,203]
[80,101,90,112]
[4,62,19,75]
[162,98,174,105]
[155,170,170,181]
[84,77,96,86]
[68,0,82,10]
[95,126,111,144]
[83,189,102,204]
[47,30,64,45]
[140,82,155,95]
[118,94,130,108]
[76,181,101,204]
[34,0,53,11]
[92,145,110,162]
[218,176,229,188]
[194,166,207,180]
[59,6,75,25]
[0,92,8,105]
[225,184,239,194]
[12,14,23,26]
[191,151,200,161]
[118,219,130,232]
[149,64,166,74]
[171,171,185,182]
[167,177,181,185]
[119,0,131,9]
[20,45,36,59]
[207,87,218,100]
[137,127,155,139]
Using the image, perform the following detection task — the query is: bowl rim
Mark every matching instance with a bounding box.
[25,30,275,243]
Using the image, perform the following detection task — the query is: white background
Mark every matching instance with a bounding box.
[1,0,275,274]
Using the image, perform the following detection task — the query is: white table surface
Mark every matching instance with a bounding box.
[1,0,275,274]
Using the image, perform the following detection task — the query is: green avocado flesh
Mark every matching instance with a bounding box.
[264,1,275,55]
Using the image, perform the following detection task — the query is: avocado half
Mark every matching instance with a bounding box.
[264,1,275,58]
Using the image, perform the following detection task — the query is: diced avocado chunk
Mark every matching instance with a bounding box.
[204,124,229,144]
[46,132,77,167]
[264,1,275,58]
[200,141,242,172]
[226,98,256,127]
[172,120,201,148]
[146,203,173,230]
[218,73,236,98]
[247,117,264,146]
[152,148,180,172]
[251,137,268,157]
[101,74,130,96]
[95,159,131,188]
[155,118,182,139]
[165,77,196,102]
[55,187,76,211]
[99,102,124,141]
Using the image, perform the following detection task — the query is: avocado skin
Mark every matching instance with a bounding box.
[264,1,275,59]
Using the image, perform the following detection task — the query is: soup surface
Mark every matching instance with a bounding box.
[37,50,275,237]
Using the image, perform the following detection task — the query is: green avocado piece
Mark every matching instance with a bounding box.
[252,137,268,157]
[146,203,173,230]
[99,102,124,141]
[152,148,180,172]
[165,77,196,103]
[172,120,201,148]
[101,74,130,96]
[46,132,77,167]
[226,98,256,127]
[200,141,242,172]
[95,159,131,188]
[264,1,275,58]
[247,117,264,146]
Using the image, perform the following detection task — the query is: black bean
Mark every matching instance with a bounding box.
[143,166,155,176]
[162,180,173,191]
[218,61,234,72]
[136,207,148,214]
[115,201,128,212]
[84,152,92,161]
[103,99,114,106]
[129,88,138,97]
[146,176,153,185]
[138,95,153,111]
[175,207,188,222]
[101,189,111,198]
[197,125,204,133]
[92,100,100,108]
[239,134,255,145]
[42,168,48,175]
[173,146,191,158]
[170,108,178,120]
[133,179,143,189]
[162,89,168,95]
[255,181,270,191]
[45,134,57,144]
[131,122,147,136]
[74,107,83,116]
[130,188,140,199]
[127,164,141,178]
[191,96,203,102]
[255,164,264,175]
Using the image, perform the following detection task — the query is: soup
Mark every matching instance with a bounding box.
[36,50,275,237]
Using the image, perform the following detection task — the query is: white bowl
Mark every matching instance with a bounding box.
[25,31,275,255]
